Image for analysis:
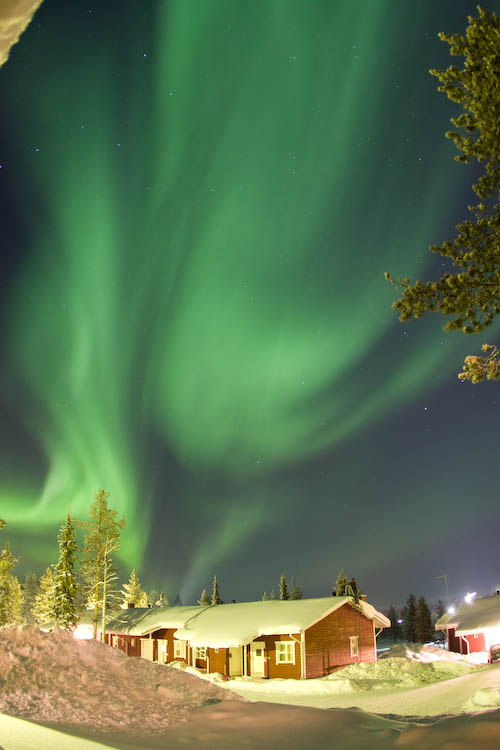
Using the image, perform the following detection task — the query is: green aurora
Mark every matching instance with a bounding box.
[1,0,497,602]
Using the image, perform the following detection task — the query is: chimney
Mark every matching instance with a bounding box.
[360,594,367,601]
[127,602,135,608]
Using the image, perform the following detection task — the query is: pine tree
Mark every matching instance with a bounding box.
[435,600,446,619]
[0,519,5,529]
[173,593,183,606]
[279,574,288,600]
[22,572,39,625]
[198,588,211,606]
[211,575,222,605]
[147,589,159,607]
[403,593,417,643]
[121,569,148,608]
[334,568,347,596]
[0,542,23,625]
[387,605,403,642]
[80,489,126,640]
[3,577,23,625]
[52,514,78,629]
[289,577,302,600]
[386,8,500,382]
[415,596,434,643]
[32,567,56,624]
[269,590,276,600]
[262,591,270,601]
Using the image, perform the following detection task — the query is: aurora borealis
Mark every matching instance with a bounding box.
[1,0,500,607]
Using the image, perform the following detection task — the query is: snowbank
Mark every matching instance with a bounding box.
[0,625,242,736]
[462,687,500,713]
[169,653,476,696]
[2,627,500,749]
[380,642,488,665]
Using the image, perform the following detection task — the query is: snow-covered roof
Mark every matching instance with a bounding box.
[106,606,205,636]
[434,612,453,631]
[106,597,389,646]
[174,597,390,648]
[449,595,500,635]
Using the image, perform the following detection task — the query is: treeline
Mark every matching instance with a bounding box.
[386,594,445,643]
[0,491,155,641]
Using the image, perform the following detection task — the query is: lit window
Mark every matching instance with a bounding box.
[275,641,295,665]
[131,638,135,647]
[195,646,207,660]
[174,640,187,659]
[474,633,479,639]
[349,636,359,658]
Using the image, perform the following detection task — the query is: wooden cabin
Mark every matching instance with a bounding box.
[435,594,500,660]
[106,596,389,679]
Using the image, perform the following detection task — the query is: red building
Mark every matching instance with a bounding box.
[106,596,389,679]
[435,594,500,660]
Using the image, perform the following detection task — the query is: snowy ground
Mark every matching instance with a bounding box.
[2,629,500,749]
[174,643,499,716]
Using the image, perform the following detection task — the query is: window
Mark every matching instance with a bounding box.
[195,646,207,660]
[174,640,186,659]
[112,635,118,649]
[474,633,479,639]
[275,641,295,665]
[349,636,359,658]
[131,638,135,647]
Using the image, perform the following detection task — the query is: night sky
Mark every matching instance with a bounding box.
[1,0,499,610]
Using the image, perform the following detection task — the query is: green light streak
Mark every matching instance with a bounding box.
[1,0,477,590]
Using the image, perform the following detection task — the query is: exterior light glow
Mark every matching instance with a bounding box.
[397,619,403,624]
[447,606,456,615]
[464,592,477,604]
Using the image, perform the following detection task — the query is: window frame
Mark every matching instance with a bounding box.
[349,635,359,658]
[174,640,187,659]
[275,640,295,665]
[195,646,207,660]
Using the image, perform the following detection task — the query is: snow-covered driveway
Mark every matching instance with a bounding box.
[229,662,500,716]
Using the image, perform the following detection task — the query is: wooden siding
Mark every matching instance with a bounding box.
[105,627,191,664]
[448,627,461,653]
[464,632,486,653]
[208,647,229,676]
[252,634,302,679]
[152,628,176,663]
[304,602,375,678]
[106,633,142,658]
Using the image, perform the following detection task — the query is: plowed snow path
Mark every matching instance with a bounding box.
[229,663,500,716]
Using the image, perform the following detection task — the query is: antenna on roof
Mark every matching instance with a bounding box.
[434,574,448,596]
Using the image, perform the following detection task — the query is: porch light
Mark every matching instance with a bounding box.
[464,592,477,604]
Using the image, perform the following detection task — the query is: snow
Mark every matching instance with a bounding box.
[168,648,482,708]
[106,605,204,636]
[3,628,500,749]
[0,625,242,737]
[453,595,500,635]
[0,713,113,750]
[173,596,389,648]
[380,642,489,665]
